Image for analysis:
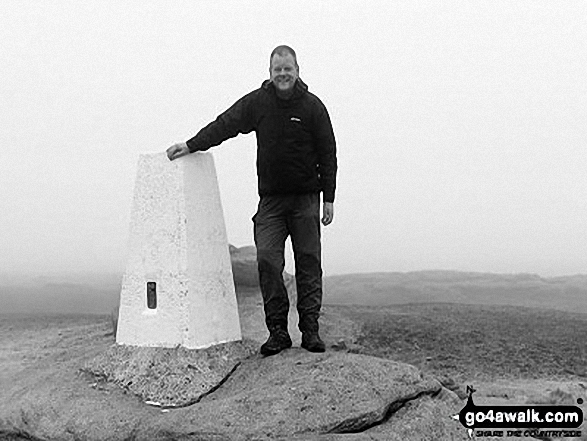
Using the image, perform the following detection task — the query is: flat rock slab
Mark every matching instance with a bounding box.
[1,346,463,440]
[142,348,458,440]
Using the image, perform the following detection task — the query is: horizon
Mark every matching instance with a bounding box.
[1,263,586,317]
[1,263,586,283]
[2,1,586,278]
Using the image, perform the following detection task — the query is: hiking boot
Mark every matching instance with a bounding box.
[301,333,326,353]
[260,330,292,356]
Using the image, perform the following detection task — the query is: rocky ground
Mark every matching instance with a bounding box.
[1,275,586,440]
[0,292,469,441]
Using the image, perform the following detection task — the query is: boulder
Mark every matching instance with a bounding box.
[230,245,259,288]
[230,244,297,304]
[0,318,466,440]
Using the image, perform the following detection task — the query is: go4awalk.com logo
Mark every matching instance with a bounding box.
[452,386,584,438]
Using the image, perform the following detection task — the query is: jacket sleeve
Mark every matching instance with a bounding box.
[314,103,337,203]
[186,92,255,153]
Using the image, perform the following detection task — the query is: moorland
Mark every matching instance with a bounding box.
[1,249,586,439]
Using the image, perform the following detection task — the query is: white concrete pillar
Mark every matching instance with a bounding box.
[116,152,242,349]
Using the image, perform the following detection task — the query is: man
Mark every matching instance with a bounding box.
[167,45,337,356]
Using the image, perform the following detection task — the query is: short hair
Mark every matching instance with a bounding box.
[270,45,298,68]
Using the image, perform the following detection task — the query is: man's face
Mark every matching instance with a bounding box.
[270,53,299,96]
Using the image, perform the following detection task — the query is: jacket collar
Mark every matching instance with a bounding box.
[262,78,308,100]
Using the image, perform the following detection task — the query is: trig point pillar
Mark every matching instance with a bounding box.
[116,152,242,349]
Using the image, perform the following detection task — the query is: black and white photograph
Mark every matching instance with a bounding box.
[1,1,586,439]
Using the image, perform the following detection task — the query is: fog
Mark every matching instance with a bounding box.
[1,1,586,279]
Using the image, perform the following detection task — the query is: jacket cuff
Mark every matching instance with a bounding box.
[186,137,203,153]
[323,191,335,203]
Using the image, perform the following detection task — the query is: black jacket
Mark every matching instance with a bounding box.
[186,79,337,202]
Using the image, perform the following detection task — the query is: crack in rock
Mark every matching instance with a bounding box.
[159,361,243,409]
[327,387,442,434]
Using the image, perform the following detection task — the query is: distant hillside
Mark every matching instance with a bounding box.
[324,271,587,314]
[2,245,585,315]
[0,274,122,315]
[0,245,289,314]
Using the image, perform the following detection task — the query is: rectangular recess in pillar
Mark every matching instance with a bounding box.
[146,282,157,309]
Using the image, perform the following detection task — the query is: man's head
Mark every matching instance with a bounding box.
[269,45,299,98]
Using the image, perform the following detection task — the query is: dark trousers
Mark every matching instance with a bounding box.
[253,193,322,335]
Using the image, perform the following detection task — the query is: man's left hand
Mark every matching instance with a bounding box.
[322,202,334,226]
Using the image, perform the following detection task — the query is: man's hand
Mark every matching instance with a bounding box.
[166,142,190,161]
[322,202,334,226]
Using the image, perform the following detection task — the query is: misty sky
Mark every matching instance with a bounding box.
[1,1,586,278]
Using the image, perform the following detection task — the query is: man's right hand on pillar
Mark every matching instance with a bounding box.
[166,142,190,161]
